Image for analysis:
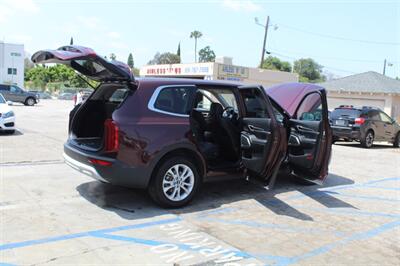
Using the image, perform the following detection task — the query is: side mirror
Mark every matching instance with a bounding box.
[6,101,13,106]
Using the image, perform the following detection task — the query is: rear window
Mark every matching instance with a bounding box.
[331,109,361,119]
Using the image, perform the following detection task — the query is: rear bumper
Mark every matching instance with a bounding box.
[63,142,151,188]
[332,126,360,140]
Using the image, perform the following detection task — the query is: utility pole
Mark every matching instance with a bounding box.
[260,16,270,68]
[383,59,387,76]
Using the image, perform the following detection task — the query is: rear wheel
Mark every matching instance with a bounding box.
[148,157,200,208]
[361,130,374,148]
[393,132,400,148]
[25,97,36,106]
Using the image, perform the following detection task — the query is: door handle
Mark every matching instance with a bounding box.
[248,125,265,132]
[296,125,313,132]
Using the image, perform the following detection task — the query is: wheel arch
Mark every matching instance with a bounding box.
[148,145,207,187]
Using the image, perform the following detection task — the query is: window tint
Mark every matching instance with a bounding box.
[331,109,361,119]
[217,92,238,112]
[10,86,21,93]
[0,85,9,91]
[368,110,380,120]
[296,92,322,121]
[154,86,193,115]
[240,88,269,118]
[379,112,392,123]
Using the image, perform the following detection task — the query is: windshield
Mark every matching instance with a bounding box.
[0,94,5,104]
[331,109,361,119]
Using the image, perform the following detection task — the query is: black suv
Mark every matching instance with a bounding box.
[0,84,39,106]
[331,106,400,148]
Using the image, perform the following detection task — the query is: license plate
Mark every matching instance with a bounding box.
[335,120,346,126]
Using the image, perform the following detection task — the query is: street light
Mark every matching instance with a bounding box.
[254,17,278,67]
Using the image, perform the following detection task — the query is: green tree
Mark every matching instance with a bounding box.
[190,30,202,62]
[293,58,325,82]
[127,53,134,68]
[261,56,291,72]
[198,46,216,62]
[110,53,117,61]
[147,52,180,65]
[176,42,181,63]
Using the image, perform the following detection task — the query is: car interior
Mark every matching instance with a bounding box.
[189,87,242,170]
[69,83,131,151]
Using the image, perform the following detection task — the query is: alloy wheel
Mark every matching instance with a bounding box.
[366,132,374,147]
[162,164,194,202]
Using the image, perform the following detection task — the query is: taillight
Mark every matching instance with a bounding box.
[104,119,119,152]
[355,117,365,125]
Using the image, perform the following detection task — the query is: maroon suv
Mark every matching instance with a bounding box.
[32,46,332,207]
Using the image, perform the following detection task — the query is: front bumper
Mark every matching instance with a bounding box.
[0,116,16,131]
[332,126,360,140]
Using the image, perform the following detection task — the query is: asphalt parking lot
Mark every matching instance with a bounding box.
[1,100,399,266]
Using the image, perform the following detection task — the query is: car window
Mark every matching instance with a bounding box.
[194,92,212,111]
[109,88,129,103]
[296,92,322,121]
[368,110,380,120]
[0,85,10,91]
[379,112,392,123]
[10,86,21,93]
[240,88,270,118]
[0,94,5,103]
[153,86,193,115]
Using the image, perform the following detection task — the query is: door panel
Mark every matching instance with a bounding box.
[238,86,287,185]
[288,90,332,182]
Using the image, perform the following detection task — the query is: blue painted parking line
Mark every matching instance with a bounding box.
[199,217,345,237]
[283,219,400,266]
[0,217,181,251]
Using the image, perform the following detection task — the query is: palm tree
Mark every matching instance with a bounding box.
[190,30,202,63]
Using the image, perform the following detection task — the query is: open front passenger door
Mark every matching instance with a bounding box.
[287,90,332,182]
[238,86,287,187]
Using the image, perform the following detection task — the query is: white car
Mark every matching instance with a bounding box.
[0,93,15,134]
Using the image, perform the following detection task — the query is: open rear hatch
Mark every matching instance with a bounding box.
[32,45,135,152]
[32,45,134,82]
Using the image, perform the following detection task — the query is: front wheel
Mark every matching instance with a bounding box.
[393,132,400,148]
[361,131,374,148]
[148,157,200,208]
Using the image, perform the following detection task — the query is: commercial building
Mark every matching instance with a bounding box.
[320,71,400,121]
[0,42,25,87]
[140,57,298,88]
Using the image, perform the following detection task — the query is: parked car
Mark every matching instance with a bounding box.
[29,90,53,99]
[0,84,39,106]
[0,93,15,134]
[331,105,400,148]
[32,45,332,207]
[58,92,74,100]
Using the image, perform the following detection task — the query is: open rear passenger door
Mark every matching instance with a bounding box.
[287,90,332,183]
[238,86,287,188]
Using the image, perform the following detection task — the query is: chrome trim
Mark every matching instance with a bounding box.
[147,84,196,118]
[63,153,109,183]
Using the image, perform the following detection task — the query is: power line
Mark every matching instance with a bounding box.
[269,51,357,74]
[268,48,391,63]
[275,22,400,46]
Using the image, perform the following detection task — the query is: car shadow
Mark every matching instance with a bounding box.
[76,172,355,222]
[0,129,23,136]
[334,142,395,149]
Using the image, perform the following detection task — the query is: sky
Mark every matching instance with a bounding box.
[0,0,399,79]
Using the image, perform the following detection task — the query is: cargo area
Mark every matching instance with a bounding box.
[69,83,132,151]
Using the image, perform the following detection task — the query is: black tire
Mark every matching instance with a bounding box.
[148,156,200,208]
[361,130,374,148]
[25,97,36,106]
[393,132,400,148]
[7,130,15,134]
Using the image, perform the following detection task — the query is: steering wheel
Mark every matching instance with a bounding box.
[222,106,236,119]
